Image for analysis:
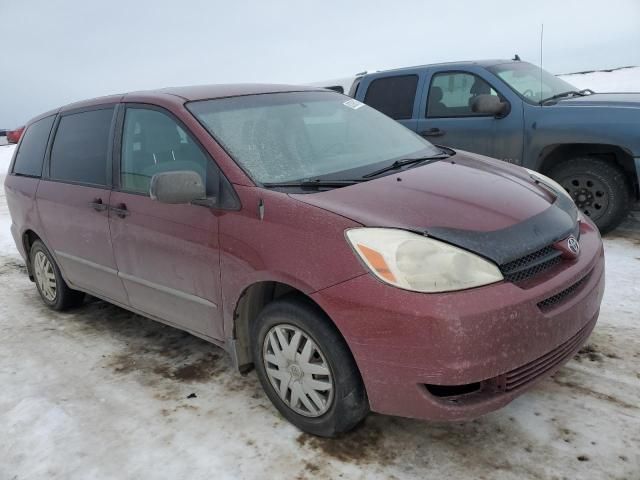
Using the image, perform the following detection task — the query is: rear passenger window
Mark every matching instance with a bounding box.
[363,75,418,120]
[12,116,55,177]
[427,72,498,117]
[120,108,218,197]
[50,108,114,186]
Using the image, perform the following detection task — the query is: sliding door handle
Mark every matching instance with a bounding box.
[110,203,130,218]
[88,198,108,212]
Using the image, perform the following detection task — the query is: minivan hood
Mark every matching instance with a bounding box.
[292,151,578,265]
[554,92,640,108]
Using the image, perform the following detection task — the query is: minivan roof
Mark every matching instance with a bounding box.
[62,84,324,111]
[26,84,328,126]
[155,83,324,101]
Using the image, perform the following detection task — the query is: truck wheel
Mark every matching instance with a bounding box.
[30,240,85,310]
[251,296,368,437]
[549,157,631,234]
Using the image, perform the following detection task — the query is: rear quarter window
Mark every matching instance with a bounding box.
[363,75,418,120]
[11,115,56,177]
[49,108,114,186]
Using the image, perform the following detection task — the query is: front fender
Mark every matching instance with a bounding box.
[523,104,640,167]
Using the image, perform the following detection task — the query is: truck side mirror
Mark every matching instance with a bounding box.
[471,95,509,117]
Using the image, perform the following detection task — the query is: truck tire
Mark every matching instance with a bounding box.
[251,296,369,437]
[30,239,85,310]
[549,157,631,234]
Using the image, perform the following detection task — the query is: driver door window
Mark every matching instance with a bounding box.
[121,108,218,196]
[427,72,498,118]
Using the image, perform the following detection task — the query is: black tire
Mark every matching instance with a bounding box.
[30,240,84,311]
[549,157,631,234]
[251,296,368,437]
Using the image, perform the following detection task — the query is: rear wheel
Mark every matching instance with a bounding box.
[251,296,368,437]
[549,157,631,234]
[30,240,84,310]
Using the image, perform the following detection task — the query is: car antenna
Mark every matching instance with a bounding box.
[513,54,521,61]
[539,23,544,107]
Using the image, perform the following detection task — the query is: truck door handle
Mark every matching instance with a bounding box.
[110,203,130,218]
[420,128,445,137]
[88,198,108,212]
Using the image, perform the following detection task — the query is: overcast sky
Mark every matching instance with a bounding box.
[1,0,639,126]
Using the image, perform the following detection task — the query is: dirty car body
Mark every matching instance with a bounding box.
[3,85,604,435]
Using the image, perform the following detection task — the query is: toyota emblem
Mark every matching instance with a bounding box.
[567,236,580,255]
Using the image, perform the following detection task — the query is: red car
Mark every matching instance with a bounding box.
[6,126,25,144]
[3,85,604,437]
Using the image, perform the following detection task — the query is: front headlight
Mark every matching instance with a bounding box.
[345,228,503,293]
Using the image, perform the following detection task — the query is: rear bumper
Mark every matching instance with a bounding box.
[312,219,605,421]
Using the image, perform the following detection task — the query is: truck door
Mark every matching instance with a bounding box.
[416,68,524,164]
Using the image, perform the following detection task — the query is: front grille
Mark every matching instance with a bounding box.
[537,274,589,312]
[503,318,595,391]
[500,245,563,283]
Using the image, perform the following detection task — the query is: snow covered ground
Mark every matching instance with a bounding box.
[1,143,639,479]
[559,66,640,92]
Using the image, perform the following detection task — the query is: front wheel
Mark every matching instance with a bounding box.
[549,157,631,234]
[251,297,368,437]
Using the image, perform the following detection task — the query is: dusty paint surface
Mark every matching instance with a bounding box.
[1,149,639,479]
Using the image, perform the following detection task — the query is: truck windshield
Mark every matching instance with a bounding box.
[488,62,578,104]
[187,91,441,184]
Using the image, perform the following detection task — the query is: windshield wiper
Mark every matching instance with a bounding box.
[263,178,362,189]
[362,154,450,179]
[540,90,588,104]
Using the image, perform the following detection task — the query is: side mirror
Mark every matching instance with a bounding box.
[149,170,206,204]
[471,94,509,117]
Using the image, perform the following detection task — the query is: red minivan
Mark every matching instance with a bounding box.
[4,85,604,437]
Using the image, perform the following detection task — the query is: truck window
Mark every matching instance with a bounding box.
[11,115,55,177]
[363,75,418,120]
[50,108,114,186]
[427,72,498,118]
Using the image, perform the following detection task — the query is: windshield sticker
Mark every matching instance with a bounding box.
[343,99,365,110]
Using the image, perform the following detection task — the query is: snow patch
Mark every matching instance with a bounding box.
[557,66,639,93]
[0,145,18,259]
[0,144,15,174]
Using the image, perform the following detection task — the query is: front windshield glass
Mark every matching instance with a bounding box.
[187,91,441,184]
[488,62,578,104]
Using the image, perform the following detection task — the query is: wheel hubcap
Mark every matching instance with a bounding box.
[34,251,57,301]
[262,324,334,417]
[560,175,609,221]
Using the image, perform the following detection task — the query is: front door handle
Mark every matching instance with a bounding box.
[110,203,130,218]
[420,127,445,137]
[88,198,108,212]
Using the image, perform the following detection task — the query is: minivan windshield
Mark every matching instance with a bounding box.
[187,91,442,184]
[488,62,579,104]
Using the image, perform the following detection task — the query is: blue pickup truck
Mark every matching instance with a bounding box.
[344,60,639,233]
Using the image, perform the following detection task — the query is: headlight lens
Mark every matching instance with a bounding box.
[346,228,503,293]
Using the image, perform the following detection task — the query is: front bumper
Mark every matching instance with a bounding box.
[311,219,605,421]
